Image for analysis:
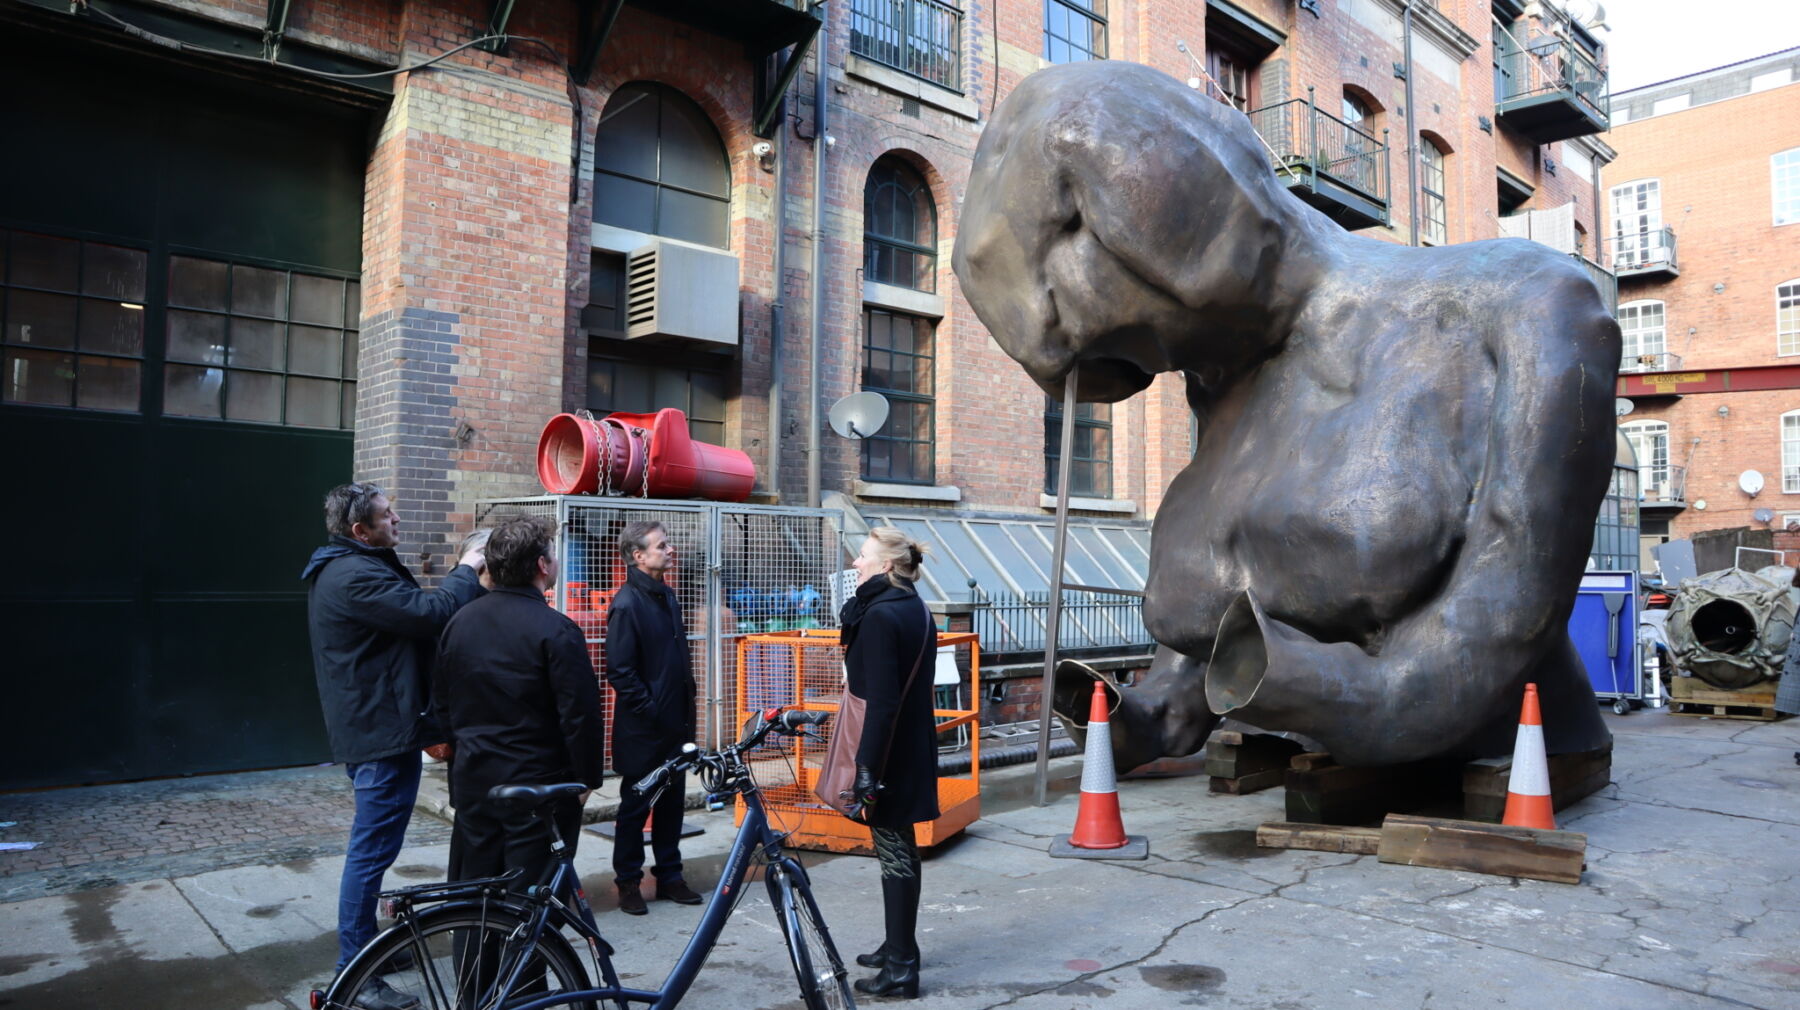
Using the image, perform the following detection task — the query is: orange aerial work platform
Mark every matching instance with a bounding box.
[733,628,982,855]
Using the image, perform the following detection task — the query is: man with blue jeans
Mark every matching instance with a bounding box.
[304,482,486,1010]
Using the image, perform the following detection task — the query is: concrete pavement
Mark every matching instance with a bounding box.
[2,708,1797,1009]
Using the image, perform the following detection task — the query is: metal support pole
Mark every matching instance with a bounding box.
[806,10,830,508]
[1033,363,1080,807]
[1403,1,1421,247]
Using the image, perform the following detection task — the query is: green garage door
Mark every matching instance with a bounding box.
[1,31,372,789]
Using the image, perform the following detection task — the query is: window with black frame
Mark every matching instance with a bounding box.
[861,309,935,484]
[864,156,937,292]
[1420,137,1448,245]
[587,337,727,445]
[1045,397,1112,498]
[849,0,963,90]
[593,83,731,249]
[1044,0,1106,64]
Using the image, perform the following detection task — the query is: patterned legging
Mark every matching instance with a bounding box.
[872,824,920,880]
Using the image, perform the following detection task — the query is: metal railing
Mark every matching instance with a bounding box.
[1575,252,1617,315]
[1609,227,1678,275]
[970,588,1153,656]
[849,0,962,91]
[1496,34,1609,122]
[1641,463,1686,505]
[1620,350,1682,374]
[1248,92,1390,204]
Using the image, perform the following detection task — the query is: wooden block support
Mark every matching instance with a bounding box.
[1284,756,1462,825]
[1206,732,1305,795]
[1255,821,1382,855]
[1377,814,1587,885]
[1669,677,1787,722]
[1462,743,1612,823]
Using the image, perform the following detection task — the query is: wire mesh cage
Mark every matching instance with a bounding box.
[732,629,981,855]
[474,497,841,764]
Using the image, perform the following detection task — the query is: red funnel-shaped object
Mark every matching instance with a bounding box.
[535,409,754,502]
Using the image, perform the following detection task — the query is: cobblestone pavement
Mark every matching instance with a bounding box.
[0,764,451,903]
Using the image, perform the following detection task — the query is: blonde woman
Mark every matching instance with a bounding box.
[840,527,938,999]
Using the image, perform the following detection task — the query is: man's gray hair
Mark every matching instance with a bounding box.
[324,482,385,537]
[619,520,666,563]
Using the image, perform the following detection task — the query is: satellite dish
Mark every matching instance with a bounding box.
[828,391,890,440]
[1754,507,1775,524]
[1739,470,1765,496]
[1614,397,1634,417]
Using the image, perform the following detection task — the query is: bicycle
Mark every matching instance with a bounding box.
[312,707,857,1010]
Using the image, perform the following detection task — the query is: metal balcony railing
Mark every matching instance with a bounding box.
[1575,252,1617,315]
[1496,34,1610,124]
[1641,464,1685,506]
[1620,350,1682,374]
[1609,227,1678,276]
[1248,95,1390,206]
[970,589,1153,656]
[849,0,962,91]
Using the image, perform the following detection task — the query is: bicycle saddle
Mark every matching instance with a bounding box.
[486,782,588,810]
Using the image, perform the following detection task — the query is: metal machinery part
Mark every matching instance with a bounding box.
[952,61,1617,767]
[1664,565,1799,690]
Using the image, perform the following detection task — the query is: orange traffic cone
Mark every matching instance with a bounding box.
[1050,682,1148,859]
[1501,682,1556,830]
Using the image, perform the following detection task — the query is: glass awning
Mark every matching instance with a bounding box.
[847,510,1151,604]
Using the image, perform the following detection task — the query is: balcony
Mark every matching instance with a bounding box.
[1610,227,1680,281]
[1621,351,1682,374]
[1575,252,1617,316]
[1640,464,1686,515]
[849,0,963,91]
[1494,35,1609,143]
[1248,93,1390,231]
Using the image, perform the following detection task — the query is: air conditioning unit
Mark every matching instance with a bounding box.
[623,239,740,347]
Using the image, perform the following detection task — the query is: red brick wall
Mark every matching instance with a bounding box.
[1607,81,1800,544]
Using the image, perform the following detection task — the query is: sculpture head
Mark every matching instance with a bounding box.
[953,61,1324,400]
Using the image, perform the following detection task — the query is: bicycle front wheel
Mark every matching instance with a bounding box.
[773,868,857,1010]
[326,904,594,1010]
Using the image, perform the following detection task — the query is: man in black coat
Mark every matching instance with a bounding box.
[603,520,702,914]
[433,514,605,894]
[303,482,485,999]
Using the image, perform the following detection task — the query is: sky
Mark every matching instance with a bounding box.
[1598,0,1800,92]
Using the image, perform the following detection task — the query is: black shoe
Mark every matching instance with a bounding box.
[351,976,422,1010]
[856,942,889,969]
[656,880,704,905]
[853,956,920,999]
[618,884,648,916]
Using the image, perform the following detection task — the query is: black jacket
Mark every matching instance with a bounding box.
[841,576,940,828]
[604,567,697,779]
[432,585,607,809]
[302,535,485,764]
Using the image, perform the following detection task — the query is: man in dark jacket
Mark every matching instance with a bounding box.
[604,520,702,914]
[303,482,485,999]
[434,514,605,893]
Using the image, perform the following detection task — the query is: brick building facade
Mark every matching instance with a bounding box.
[1605,48,1800,570]
[2,0,1621,783]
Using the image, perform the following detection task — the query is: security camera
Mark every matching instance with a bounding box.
[751,141,773,158]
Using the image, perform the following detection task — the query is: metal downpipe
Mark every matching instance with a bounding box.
[806,8,830,508]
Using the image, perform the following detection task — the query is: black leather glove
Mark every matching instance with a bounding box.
[850,765,881,821]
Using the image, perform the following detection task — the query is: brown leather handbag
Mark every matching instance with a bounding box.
[815,616,933,821]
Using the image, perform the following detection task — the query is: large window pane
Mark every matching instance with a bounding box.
[4,348,73,405]
[286,376,340,427]
[169,255,230,310]
[76,356,140,412]
[7,291,78,348]
[79,299,144,356]
[289,324,343,377]
[82,243,147,302]
[659,190,731,248]
[594,87,661,178]
[972,524,1050,593]
[226,370,283,423]
[232,265,287,319]
[230,318,285,371]
[290,274,344,326]
[595,174,657,234]
[593,83,730,249]
[167,310,227,364]
[164,364,224,418]
[12,233,79,291]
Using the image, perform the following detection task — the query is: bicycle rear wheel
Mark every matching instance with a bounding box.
[326,905,594,1010]
[773,868,856,1010]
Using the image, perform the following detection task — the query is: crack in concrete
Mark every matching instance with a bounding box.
[171,877,303,1010]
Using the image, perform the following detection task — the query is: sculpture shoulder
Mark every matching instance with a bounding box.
[1434,239,1618,364]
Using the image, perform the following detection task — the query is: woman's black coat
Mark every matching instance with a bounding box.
[840,576,940,829]
[604,567,698,780]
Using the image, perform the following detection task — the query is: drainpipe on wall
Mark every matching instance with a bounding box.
[806,6,831,508]
[1403,0,1420,247]
[768,98,788,498]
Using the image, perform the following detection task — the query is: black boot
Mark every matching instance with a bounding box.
[854,876,921,998]
[854,955,919,999]
[855,942,889,970]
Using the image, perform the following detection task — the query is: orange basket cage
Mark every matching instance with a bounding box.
[733,628,981,854]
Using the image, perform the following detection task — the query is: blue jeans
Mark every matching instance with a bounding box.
[337,752,422,970]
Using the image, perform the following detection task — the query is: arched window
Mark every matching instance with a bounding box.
[1618,300,1666,372]
[1784,410,1800,493]
[1419,136,1447,244]
[863,156,936,292]
[1609,178,1664,270]
[1778,279,1800,356]
[1339,91,1378,196]
[1620,419,1670,499]
[593,83,730,248]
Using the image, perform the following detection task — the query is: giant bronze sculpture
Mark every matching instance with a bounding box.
[952,62,1618,768]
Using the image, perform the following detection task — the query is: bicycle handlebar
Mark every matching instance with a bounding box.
[629,708,831,795]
